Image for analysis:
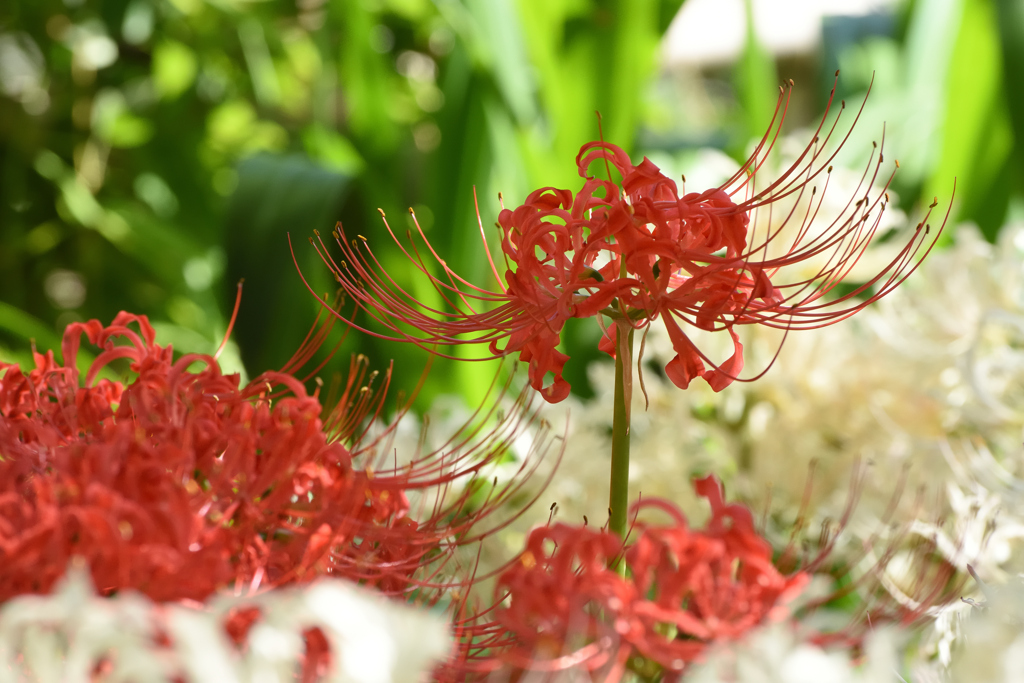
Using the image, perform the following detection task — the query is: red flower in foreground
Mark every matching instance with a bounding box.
[458,476,807,678]
[302,81,949,402]
[0,312,537,604]
[437,468,966,682]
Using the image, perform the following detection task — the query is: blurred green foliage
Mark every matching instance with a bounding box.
[0,0,683,406]
[1,0,1022,406]
[833,0,1024,241]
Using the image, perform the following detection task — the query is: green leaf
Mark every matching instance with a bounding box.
[152,40,198,100]
[465,0,538,125]
[102,203,204,285]
[732,0,779,157]
[927,0,1012,241]
[92,91,154,148]
[0,301,61,356]
[224,154,353,374]
[302,124,366,175]
[997,0,1024,209]
[206,100,289,157]
[332,1,401,154]
[0,301,97,376]
[594,0,660,149]
[106,112,155,148]
[658,0,685,33]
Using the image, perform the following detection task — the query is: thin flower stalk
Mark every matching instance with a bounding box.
[610,325,633,541]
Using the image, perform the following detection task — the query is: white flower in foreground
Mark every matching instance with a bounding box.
[0,566,451,683]
[685,621,905,683]
[949,575,1024,683]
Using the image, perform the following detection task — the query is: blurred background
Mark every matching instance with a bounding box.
[0,0,1021,408]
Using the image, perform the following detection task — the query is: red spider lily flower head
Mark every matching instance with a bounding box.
[0,311,547,604]
[443,470,965,681]
[453,475,808,679]
[301,77,950,403]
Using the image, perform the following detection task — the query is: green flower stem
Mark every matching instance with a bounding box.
[609,325,634,547]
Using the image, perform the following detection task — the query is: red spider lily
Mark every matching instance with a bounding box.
[449,475,807,679]
[0,311,548,605]
[300,79,950,403]
[441,470,965,681]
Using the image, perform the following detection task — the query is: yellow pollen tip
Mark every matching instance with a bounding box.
[357,235,367,241]
[332,230,339,239]
[520,551,537,569]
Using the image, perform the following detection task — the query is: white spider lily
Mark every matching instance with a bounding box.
[0,567,451,683]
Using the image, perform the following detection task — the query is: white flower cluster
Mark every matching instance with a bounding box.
[947,575,1024,683]
[686,622,905,683]
[0,566,450,683]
